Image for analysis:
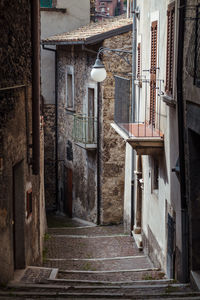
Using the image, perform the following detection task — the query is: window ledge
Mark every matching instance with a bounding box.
[162,95,176,108]
[65,108,75,114]
[40,7,67,13]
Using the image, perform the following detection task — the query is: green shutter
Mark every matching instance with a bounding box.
[40,0,52,8]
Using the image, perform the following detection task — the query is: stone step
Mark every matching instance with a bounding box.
[1,283,200,299]
[57,269,166,281]
[45,278,175,286]
[43,255,154,271]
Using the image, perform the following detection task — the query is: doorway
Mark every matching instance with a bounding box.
[13,160,26,269]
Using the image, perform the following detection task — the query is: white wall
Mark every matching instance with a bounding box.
[41,0,90,104]
[136,0,180,272]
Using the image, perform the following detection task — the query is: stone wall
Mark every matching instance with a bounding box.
[0,0,46,284]
[57,45,98,221]
[101,32,132,224]
[43,104,56,210]
[56,31,132,224]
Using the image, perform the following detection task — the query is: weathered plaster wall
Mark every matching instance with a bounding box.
[0,0,46,283]
[101,32,132,224]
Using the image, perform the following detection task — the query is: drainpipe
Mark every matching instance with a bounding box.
[97,82,101,225]
[177,0,189,283]
[131,0,137,230]
[42,45,58,211]
[31,0,40,175]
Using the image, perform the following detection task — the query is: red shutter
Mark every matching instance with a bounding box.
[137,43,141,78]
[150,21,158,126]
[165,2,175,95]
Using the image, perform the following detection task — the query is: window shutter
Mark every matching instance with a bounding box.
[150,21,158,126]
[40,0,52,8]
[137,43,141,78]
[165,2,175,95]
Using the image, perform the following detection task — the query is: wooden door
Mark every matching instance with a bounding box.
[65,167,73,217]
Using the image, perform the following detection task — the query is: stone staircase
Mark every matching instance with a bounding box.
[1,218,199,299]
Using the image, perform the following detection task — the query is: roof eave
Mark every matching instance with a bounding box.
[42,23,132,46]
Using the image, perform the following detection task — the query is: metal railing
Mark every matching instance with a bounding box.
[114,75,164,138]
[73,114,97,145]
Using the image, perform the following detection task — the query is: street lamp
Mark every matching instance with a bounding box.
[91,47,132,82]
[91,58,107,82]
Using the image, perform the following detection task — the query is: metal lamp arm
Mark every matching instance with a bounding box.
[97,47,132,66]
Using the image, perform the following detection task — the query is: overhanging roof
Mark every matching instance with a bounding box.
[42,17,132,46]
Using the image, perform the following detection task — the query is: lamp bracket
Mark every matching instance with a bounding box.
[97,47,132,66]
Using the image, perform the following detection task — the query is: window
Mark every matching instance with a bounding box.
[150,21,158,126]
[66,66,74,110]
[26,189,32,218]
[151,157,159,192]
[87,88,95,143]
[165,2,175,96]
[40,0,52,8]
[101,7,105,12]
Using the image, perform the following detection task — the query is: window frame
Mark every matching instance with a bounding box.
[66,66,75,111]
[165,2,175,96]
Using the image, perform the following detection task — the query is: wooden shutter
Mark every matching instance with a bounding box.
[40,0,52,8]
[150,21,158,126]
[137,43,141,78]
[166,2,175,95]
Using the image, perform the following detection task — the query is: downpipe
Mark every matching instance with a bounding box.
[31,0,40,175]
[177,0,189,283]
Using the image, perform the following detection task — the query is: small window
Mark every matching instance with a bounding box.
[101,8,105,12]
[151,157,159,191]
[40,0,52,8]
[66,67,74,110]
[26,189,32,218]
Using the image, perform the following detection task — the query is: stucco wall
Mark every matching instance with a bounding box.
[41,0,90,105]
[136,0,181,274]
[0,0,46,284]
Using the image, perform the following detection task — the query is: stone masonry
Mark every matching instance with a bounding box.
[0,0,46,284]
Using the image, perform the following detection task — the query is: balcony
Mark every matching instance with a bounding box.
[111,76,164,155]
[73,114,97,150]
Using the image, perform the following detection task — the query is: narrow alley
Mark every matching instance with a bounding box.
[2,216,199,299]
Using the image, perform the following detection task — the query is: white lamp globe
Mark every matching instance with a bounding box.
[91,59,107,82]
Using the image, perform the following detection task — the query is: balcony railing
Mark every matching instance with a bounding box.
[114,76,164,138]
[73,114,97,149]
[113,76,164,155]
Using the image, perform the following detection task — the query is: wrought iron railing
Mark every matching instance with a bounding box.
[114,75,164,138]
[73,114,97,146]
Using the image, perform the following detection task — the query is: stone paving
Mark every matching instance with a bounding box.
[42,215,164,282]
[1,216,199,299]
